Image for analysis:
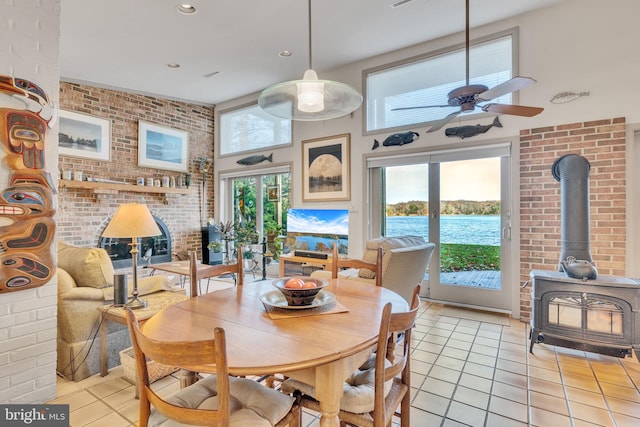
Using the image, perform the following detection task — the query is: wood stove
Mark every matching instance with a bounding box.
[529,154,640,358]
[529,270,640,358]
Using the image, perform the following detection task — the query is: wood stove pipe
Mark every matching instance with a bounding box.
[552,154,598,279]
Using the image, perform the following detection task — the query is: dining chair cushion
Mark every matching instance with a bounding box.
[148,375,295,427]
[281,354,392,414]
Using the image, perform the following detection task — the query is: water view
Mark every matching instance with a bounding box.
[386,215,500,246]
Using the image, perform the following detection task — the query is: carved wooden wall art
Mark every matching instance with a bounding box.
[0,75,57,292]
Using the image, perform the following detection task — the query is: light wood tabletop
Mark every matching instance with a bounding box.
[141,278,408,427]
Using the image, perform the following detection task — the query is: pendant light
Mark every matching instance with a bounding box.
[258,0,362,121]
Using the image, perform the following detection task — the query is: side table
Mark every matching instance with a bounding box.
[97,290,187,377]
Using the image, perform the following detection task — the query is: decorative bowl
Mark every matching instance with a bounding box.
[272,277,328,306]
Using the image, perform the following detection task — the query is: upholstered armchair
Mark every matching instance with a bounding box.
[311,235,434,303]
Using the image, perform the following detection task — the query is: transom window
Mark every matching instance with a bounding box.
[364,29,517,134]
[219,103,292,156]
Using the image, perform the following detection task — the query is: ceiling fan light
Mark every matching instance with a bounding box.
[296,70,325,112]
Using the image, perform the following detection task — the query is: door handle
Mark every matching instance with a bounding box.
[502,226,511,241]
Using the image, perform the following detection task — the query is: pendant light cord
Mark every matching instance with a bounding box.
[307,0,313,70]
[465,0,469,86]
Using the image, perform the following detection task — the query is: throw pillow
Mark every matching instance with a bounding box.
[58,241,114,288]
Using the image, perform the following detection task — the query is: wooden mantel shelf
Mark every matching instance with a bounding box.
[59,180,195,196]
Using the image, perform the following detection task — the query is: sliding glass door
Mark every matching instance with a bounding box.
[370,145,512,312]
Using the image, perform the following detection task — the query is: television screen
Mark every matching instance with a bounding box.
[286,209,349,254]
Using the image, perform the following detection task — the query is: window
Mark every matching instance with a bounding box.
[364,29,516,134]
[219,103,292,156]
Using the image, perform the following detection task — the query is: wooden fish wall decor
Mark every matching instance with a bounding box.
[445,116,502,139]
[371,131,419,150]
[237,153,273,166]
[0,75,57,293]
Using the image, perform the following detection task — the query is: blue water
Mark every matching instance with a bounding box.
[386,215,500,246]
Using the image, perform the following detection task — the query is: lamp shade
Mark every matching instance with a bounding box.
[258,72,362,121]
[102,203,160,238]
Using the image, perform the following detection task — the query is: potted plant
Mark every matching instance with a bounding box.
[207,240,222,253]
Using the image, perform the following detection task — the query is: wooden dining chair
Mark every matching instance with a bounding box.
[188,249,243,296]
[282,284,421,427]
[331,244,384,287]
[125,308,299,427]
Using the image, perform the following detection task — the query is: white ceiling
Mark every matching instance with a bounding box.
[60,0,565,106]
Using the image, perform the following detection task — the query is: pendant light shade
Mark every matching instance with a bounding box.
[258,0,362,121]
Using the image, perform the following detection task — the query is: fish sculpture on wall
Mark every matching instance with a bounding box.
[445,116,502,139]
[371,131,419,150]
[236,153,273,166]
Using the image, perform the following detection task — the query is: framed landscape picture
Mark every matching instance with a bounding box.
[58,110,111,160]
[302,133,350,202]
[138,121,188,172]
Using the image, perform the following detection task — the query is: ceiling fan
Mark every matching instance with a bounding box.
[392,0,544,132]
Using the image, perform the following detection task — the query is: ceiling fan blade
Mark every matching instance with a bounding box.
[427,110,462,133]
[391,104,452,111]
[477,76,537,101]
[482,103,544,117]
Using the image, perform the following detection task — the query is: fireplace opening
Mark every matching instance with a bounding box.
[98,215,172,270]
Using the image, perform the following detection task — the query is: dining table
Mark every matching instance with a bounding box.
[140,278,408,427]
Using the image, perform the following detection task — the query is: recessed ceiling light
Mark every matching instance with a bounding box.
[177,4,197,15]
[279,50,293,58]
[203,71,220,78]
[167,63,180,68]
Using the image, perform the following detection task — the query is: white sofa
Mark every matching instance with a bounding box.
[311,235,435,303]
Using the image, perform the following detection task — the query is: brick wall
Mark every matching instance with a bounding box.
[519,117,627,320]
[58,82,215,259]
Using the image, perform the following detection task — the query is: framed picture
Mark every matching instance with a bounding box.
[302,133,350,202]
[138,121,188,172]
[267,185,279,202]
[58,110,111,160]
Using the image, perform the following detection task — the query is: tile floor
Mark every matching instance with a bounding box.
[48,297,640,426]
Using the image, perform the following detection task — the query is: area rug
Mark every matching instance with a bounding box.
[439,306,511,326]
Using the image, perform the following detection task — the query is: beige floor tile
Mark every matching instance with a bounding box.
[446,401,486,427]
[529,390,569,415]
[471,343,499,358]
[573,420,611,427]
[569,401,615,427]
[70,400,116,426]
[412,390,451,416]
[491,381,528,404]
[528,365,562,383]
[560,360,596,378]
[458,373,493,394]
[477,329,502,341]
[101,384,137,410]
[453,385,490,410]
[440,346,470,361]
[530,407,572,427]
[462,361,494,379]
[466,351,497,367]
[410,359,433,376]
[430,327,454,338]
[447,339,473,352]
[496,358,527,376]
[528,377,564,396]
[435,354,466,371]
[499,348,527,363]
[48,389,97,412]
[564,385,608,409]
[599,381,640,403]
[422,376,456,399]
[442,418,469,427]
[500,341,527,353]
[84,411,132,427]
[611,411,640,427]
[493,369,527,389]
[412,348,439,364]
[450,331,475,342]
[429,365,462,384]
[595,370,637,388]
[409,407,443,426]
[488,396,528,423]
[606,396,640,419]
[454,325,479,336]
[485,412,528,426]
[86,377,132,399]
[563,373,600,391]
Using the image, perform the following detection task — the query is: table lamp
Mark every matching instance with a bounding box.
[102,202,160,309]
